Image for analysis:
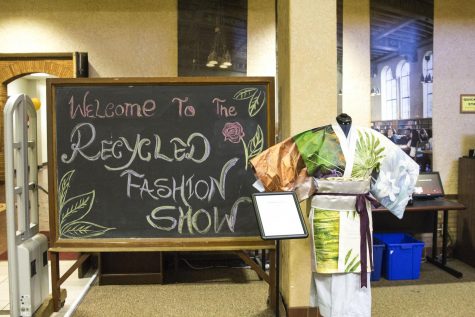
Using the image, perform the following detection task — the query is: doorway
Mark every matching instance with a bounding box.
[0,52,85,261]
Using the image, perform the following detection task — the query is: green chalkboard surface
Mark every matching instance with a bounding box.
[47,77,275,250]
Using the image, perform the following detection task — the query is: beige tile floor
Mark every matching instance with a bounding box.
[0,167,96,316]
[0,260,96,316]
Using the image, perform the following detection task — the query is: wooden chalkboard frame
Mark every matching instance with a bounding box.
[47,77,275,252]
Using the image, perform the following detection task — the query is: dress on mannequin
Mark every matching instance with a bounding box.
[250,119,419,317]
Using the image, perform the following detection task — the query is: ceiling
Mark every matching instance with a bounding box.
[338,0,434,70]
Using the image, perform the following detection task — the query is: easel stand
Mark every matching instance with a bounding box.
[49,248,276,313]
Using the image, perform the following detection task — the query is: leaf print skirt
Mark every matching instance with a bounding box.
[309,177,373,274]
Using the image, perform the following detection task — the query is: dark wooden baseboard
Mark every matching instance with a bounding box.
[98,252,164,285]
[286,306,320,317]
[99,272,163,285]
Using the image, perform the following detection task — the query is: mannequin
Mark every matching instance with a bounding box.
[250,115,419,317]
[336,113,352,137]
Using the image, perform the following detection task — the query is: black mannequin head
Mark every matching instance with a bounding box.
[336,113,352,125]
[336,113,352,137]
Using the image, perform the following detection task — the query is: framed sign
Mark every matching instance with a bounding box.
[460,94,475,113]
[251,192,308,240]
[47,77,275,251]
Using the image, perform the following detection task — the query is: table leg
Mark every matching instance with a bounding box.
[425,209,463,278]
[431,210,438,260]
[442,210,449,265]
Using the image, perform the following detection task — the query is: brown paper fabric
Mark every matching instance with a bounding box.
[250,136,306,194]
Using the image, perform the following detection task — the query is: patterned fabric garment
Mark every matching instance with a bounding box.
[250,123,420,276]
[310,178,372,275]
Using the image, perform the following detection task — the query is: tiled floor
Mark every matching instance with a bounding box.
[0,259,96,316]
[0,167,95,316]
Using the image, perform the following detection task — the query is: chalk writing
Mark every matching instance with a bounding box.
[145,197,251,234]
[213,98,237,117]
[53,82,270,239]
[60,123,211,170]
[173,97,196,117]
[120,158,238,205]
[69,91,156,119]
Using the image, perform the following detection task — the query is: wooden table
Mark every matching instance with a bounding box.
[373,198,465,278]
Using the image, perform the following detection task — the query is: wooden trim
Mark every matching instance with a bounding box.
[47,80,58,249]
[0,53,74,60]
[286,307,320,317]
[99,273,163,285]
[47,76,275,85]
[49,239,275,252]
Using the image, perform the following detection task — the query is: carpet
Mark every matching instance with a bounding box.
[74,267,274,317]
[72,260,475,317]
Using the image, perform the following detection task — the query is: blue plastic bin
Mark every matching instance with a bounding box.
[373,233,425,280]
[371,237,385,281]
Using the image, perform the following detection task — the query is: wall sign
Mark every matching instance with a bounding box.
[460,94,475,113]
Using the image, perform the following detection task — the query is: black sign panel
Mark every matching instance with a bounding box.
[48,78,274,243]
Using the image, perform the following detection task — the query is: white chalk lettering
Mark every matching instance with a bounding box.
[144,196,251,234]
[61,122,211,170]
[119,158,238,206]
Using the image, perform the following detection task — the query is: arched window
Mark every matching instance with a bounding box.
[397,60,411,119]
[422,52,433,117]
[381,66,397,120]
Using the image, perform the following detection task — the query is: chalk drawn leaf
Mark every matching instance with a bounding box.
[233,88,258,100]
[58,169,114,238]
[60,191,95,225]
[248,90,266,117]
[248,125,264,160]
[61,221,115,238]
[59,170,75,209]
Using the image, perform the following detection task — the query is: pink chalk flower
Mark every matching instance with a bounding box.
[222,122,245,144]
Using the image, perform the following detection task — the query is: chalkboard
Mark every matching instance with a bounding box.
[47,77,275,251]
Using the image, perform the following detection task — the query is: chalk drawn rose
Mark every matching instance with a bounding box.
[222,122,245,144]
[222,122,263,170]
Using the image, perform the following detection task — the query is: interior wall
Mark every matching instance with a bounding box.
[342,0,370,126]
[36,80,48,165]
[0,0,275,78]
[248,0,276,77]
[0,0,178,77]
[0,0,276,166]
[433,0,475,194]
